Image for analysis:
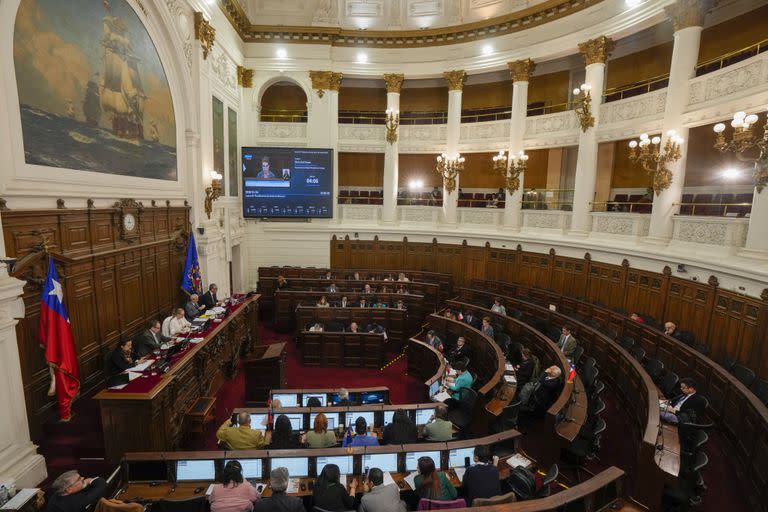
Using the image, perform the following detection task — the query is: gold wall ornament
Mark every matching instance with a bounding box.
[204,170,224,219]
[383,73,405,93]
[572,83,595,132]
[237,66,254,87]
[578,35,615,65]
[492,150,528,194]
[194,12,216,60]
[628,131,685,194]
[443,70,467,91]
[507,59,536,82]
[309,70,342,97]
[385,109,400,145]
[713,110,768,193]
[665,0,713,31]
[435,153,465,193]
[328,72,343,91]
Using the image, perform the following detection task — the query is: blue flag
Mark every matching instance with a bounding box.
[181,234,203,296]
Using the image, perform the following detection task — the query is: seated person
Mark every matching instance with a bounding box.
[200,283,220,310]
[327,282,339,293]
[312,463,357,511]
[342,416,379,447]
[209,460,260,512]
[359,468,407,512]
[463,310,480,329]
[106,339,145,378]
[395,299,406,310]
[426,330,443,351]
[447,336,471,365]
[348,321,359,333]
[184,293,205,321]
[491,298,507,316]
[168,307,191,336]
[413,456,457,502]
[515,347,535,389]
[383,274,395,281]
[306,397,323,408]
[269,414,301,449]
[519,366,562,415]
[661,378,707,424]
[443,308,456,320]
[358,298,369,308]
[133,319,170,359]
[363,284,373,294]
[352,271,361,280]
[308,322,324,332]
[664,321,681,339]
[424,404,454,441]
[338,295,350,308]
[444,358,473,399]
[253,467,305,512]
[304,412,338,448]
[335,388,355,406]
[397,272,410,282]
[317,295,330,307]
[379,285,390,294]
[216,412,268,450]
[462,445,501,505]
[276,275,288,289]
[46,470,107,512]
[382,409,417,445]
[630,312,645,324]
[395,284,408,294]
[323,271,333,280]
[557,326,577,358]
[481,317,494,338]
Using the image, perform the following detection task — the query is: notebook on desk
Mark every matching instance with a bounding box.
[432,391,451,402]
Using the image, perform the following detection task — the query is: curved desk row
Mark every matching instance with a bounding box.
[468,278,768,511]
[451,290,663,509]
[296,305,409,349]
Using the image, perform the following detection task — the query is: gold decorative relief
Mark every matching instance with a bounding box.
[578,35,615,65]
[237,66,254,87]
[507,59,536,82]
[194,12,216,60]
[384,73,405,94]
[443,70,466,91]
[309,70,343,97]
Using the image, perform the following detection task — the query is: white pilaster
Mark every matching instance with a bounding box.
[503,60,534,230]
[647,25,703,242]
[570,62,607,235]
[745,189,768,253]
[328,89,340,221]
[382,83,402,224]
[444,86,463,225]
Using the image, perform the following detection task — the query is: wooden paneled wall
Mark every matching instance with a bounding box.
[399,86,448,112]
[462,81,513,109]
[260,82,307,112]
[339,86,387,111]
[606,43,673,90]
[330,236,768,378]
[398,154,442,187]
[339,152,385,187]
[698,4,768,63]
[528,71,570,107]
[2,205,190,437]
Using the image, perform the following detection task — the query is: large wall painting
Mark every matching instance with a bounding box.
[228,108,238,197]
[13,0,177,180]
[212,96,225,191]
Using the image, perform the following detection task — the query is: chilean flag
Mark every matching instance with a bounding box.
[40,258,80,421]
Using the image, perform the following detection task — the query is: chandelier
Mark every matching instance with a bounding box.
[628,130,684,194]
[385,108,399,145]
[713,110,768,193]
[572,83,594,132]
[435,153,465,194]
[492,150,528,194]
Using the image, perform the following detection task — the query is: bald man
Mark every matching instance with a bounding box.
[216,412,269,450]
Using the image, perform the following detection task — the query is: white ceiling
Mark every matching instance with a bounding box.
[241,0,553,31]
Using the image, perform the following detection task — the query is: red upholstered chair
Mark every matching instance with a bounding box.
[417,498,467,510]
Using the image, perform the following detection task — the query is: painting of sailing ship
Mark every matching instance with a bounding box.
[13,0,177,180]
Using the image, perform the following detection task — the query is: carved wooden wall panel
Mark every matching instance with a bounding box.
[1,205,190,437]
[624,268,668,321]
[663,278,714,344]
[708,290,760,364]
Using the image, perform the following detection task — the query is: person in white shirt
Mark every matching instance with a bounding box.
[169,307,192,336]
[397,272,410,282]
[491,298,507,316]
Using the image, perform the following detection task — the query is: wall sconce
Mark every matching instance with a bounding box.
[713,109,768,193]
[572,83,594,132]
[435,153,465,194]
[628,130,684,194]
[385,109,400,145]
[492,150,528,194]
[204,170,223,219]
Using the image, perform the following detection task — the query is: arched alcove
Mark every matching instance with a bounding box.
[260,80,308,122]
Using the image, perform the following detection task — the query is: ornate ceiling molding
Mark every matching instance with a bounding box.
[310,71,344,97]
[237,65,254,87]
[216,0,604,48]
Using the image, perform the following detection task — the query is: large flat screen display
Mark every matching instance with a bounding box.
[242,147,333,218]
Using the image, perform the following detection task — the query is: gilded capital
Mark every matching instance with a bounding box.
[578,35,615,65]
[443,70,467,91]
[194,12,216,60]
[328,72,343,91]
[384,73,405,93]
[507,59,536,82]
[665,0,712,31]
[237,66,254,88]
[310,70,342,97]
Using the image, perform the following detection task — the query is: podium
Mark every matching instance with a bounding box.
[244,342,287,406]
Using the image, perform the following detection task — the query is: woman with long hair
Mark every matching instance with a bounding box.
[413,456,457,501]
[209,460,261,512]
[269,414,300,449]
[305,412,337,448]
[312,463,358,511]
[382,409,417,445]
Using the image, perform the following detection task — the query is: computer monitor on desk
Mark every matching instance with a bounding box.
[250,413,269,430]
[176,460,216,481]
[226,459,262,479]
[448,447,476,468]
[303,393,327,407]
[310,412,339,430]
[383,410,395,425]
[405,451,442,472]
[283,413,304,431]
[428,380,440,397]
[127,461,167,482]
[415,408,435,426]
[363,453,398,473]
[271,457,309,477]
[316,455,353,476]
[346,411,375,428]
[360,391,386,405]
[272,393,299,407]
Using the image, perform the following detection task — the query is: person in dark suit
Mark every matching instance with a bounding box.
[447,336,471,365]
[664,321,681,340]
[184,294,204,321]
[133,319,170,359]
[461,445,501,506]
[200,284,220,310]
[520,366,562,416]
[327,282,339,293]
[106,339,145,377]
[515,347,535,389]
[46,470,106,512]
[463,310,480,329]
[661,378,707,424]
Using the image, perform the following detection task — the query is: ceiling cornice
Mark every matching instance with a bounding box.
[218,0,604,48]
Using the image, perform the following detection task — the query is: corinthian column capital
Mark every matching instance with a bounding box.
[507,59,536,82]
[443,70,467,91]
[383,74,405,93]
[578,35,615,65]
[665,0,713,31]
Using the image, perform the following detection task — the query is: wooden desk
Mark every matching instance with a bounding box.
[296,305,409,349]
[244,342,287,406]
[94,296,259,462]
[299,331,385,368]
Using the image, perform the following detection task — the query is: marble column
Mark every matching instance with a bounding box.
[442,70,466,225]
[570,36,614,235]
[647,0,711,242]
[503,59,536,230]
[382,74,404,224]
[745,183,768,252]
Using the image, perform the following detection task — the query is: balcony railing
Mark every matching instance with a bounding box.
[260,109,308,122]
[592,201,653,214]
[674,202,752,217]
[338,102,572,125]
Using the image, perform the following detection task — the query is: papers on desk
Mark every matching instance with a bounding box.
[205,484,214,496]
[505,453,532,469]
[189,337,204,344]
[382,472,396,488]
[1,488,39,510]
[126,359,154,372]
[504,375,517,384]
[128,372,141,381]
[446,368,458,377]
[210,306,226,315]
[287,478,300,494]
[108,383,128,390]
[402,472,417,490]
[432,391,452,403]
[505,363,515,372]
[453,467,467,482]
